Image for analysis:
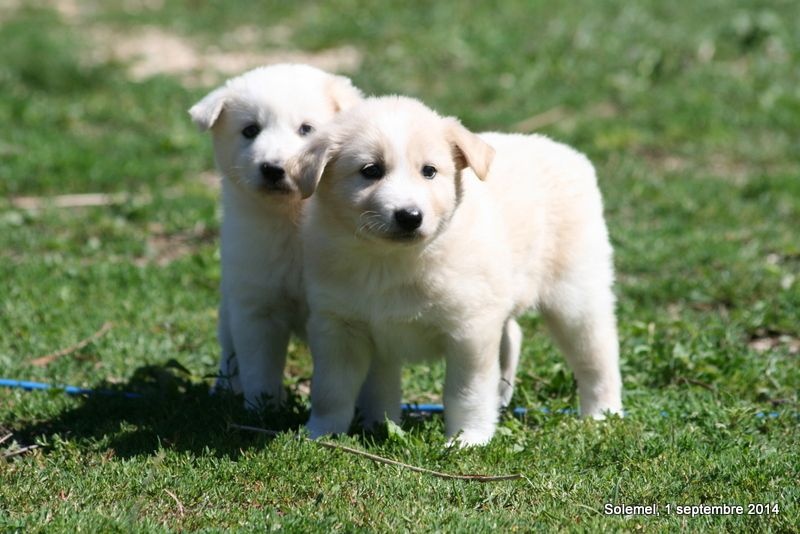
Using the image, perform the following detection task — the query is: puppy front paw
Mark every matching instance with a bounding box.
[242,389,285,412]
[582,406,624,420]
[211,375,242,396]
[580,392,623,420]
[305,424,330,440]
[445,428,495,448]
[306,412,352,439]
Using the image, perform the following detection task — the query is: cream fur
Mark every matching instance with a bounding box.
[189,64,361,409]
[289,96,622,446]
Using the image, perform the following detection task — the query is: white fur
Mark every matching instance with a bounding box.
[189,64,361,409]
[289,96,622,446]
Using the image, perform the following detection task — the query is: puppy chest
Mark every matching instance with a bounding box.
[222,227,304,303]
[370,321,445,363]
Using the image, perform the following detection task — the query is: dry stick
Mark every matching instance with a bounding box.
[30,322,113,367]
[512,106,567,132]
[7,171,220,212]
[2,444,39,459]
[7,178,222,211]
[228,423,523,482]
[675,376,716,392]
[573,502,603,516]
[9,193,150,210]
[163,489,186,518]
[0,433,12,446]
[512,101,618,133]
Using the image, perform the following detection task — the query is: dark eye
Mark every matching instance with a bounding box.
[241,124,261,139]
[360,163,385,180]
[421,165,437,179]
[298,123,314,136]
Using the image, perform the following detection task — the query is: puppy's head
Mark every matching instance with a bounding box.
[189,64,362,198]
[288,96,494,244]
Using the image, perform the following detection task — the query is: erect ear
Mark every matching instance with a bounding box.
[188,86,228,131]
[445,118,495,180]
[326,74,363,113]
[286,134,335,199]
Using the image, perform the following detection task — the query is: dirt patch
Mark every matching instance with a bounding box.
[639,146,800,184]
[640,151,690,174]
[136,222,217,267]
[0,0,84,21]
[49,0,80,20]
[90,25,362,86]
[2,3,360,84]
[197,170,221,191]
[42,0,165,22]
[748,329,800,355]
[513,101,619,133]
[638,148,758,182]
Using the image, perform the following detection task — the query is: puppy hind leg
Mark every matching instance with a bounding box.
[499,318,522,409]
[356,358,402,431]
[542,285,622,418]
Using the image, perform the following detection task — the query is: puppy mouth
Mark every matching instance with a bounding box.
[356,225,423,244]
[386,230,424,243]
[257,181,296,195]
[355,212,427,244]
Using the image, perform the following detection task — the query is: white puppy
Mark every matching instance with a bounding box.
[288,96,622,445]
[189,64,362,409]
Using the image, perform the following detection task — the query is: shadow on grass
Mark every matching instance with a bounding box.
[13,363,310,460]
[11,363,446,460]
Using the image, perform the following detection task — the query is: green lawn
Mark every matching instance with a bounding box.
[1,1,798,531]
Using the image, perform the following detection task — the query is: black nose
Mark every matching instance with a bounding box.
[260,163,285,183]
[394,208,423,231]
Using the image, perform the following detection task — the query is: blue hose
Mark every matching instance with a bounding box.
[0,378,534,414]
[401,403,563,417]
[0,378,786,419]
[0,378,143,399]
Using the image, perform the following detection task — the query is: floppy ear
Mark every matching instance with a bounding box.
[327,75,363,112]
[188,86,228,131]
[445,118,495,180]
[286,135,334,199]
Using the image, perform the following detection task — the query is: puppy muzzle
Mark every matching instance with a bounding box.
[258,163,296,194]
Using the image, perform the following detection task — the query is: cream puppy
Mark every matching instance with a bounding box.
[289,96,622,445]
[189,64,362,409]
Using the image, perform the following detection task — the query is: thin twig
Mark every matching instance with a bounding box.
[573,502,603,516]
[512,101,618,133]
[768,398,798,407]
[228,423,523,482]
[512,106,567,132]
[7,177,222,211]
[675,376,716,392]
[9,193,149,210]
[230,423,282,437]
[314,441,522,481]
[163,489,185,518]
[31,322,113,367]
[0,433,12,446]
[2,444,39,459]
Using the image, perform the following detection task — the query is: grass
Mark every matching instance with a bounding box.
[1,0,798,531]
